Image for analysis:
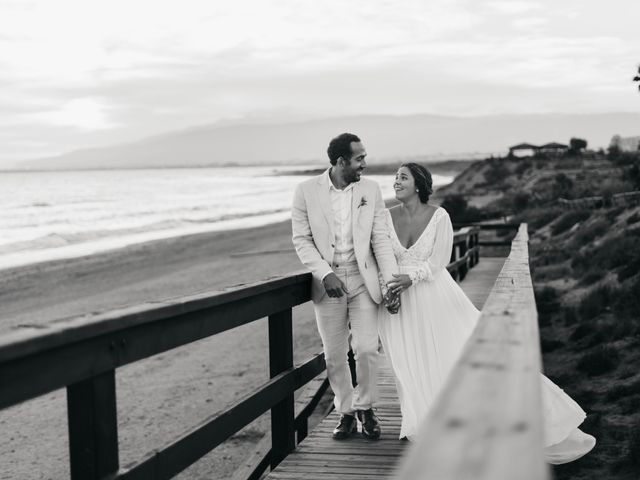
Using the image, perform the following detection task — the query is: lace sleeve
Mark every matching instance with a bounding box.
[408,209,454,284]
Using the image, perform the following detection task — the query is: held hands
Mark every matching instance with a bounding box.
[383,289,401,314]
[323,272,348,298]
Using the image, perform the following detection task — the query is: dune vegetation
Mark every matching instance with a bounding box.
[439,146,640,479]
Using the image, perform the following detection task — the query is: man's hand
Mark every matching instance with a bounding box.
[383,289,401,314]
[323,272,348,298]
[386,294,401,314]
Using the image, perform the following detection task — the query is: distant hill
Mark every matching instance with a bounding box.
[15,113,640,170]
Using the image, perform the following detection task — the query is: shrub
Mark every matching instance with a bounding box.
[578,268,607,286]
[527,207,563,230]
[535,286,560,314]
[535,265,571,282]
[628,423,640,466]
[552,173,574,198]
[570,323,595,341]
[532,247,567,267]
[578,285,615,320]
[551,210,591,235]
[608,317,639,340]
[573,219,610,246]
[563,306,578,326]
[613,277,640,319]
[512,192,530,212]
[627,212,640,225]
[606,378,640,402]
[619,395,640,415]
[514,160,532,176]
[618,255,640,282]
[572,229,640,277]
[541,338,564,352]
[483,161,510,184]
[576,345,619,375]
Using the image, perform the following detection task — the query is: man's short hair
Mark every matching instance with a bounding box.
[327,133,361,166]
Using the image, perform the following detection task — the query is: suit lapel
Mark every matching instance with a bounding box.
[351,181,361,234]
[316,173,335,238]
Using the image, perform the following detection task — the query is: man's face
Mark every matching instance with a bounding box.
[341,141,367,183]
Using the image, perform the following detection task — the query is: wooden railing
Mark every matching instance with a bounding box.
[0,273,325,480]
[452,222,520,247]
[0,225,483,480]
[449,226,480,281]
[396,224,550,480]
[559,190,640,209]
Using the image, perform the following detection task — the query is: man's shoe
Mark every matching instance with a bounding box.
[332,414,357,440]
[357,408,381,440]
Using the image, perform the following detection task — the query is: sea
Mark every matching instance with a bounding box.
[0,166,453,271]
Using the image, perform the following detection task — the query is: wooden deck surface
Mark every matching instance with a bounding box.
[264,257,506,480]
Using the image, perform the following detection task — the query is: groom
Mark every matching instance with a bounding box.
[291,133,398,440]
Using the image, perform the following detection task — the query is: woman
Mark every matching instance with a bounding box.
[379,162,595,464]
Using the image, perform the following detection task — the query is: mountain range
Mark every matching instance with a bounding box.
[15,113,640,170]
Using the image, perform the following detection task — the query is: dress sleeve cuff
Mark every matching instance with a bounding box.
[409,265,434,284]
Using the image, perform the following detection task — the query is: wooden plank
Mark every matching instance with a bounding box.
[459,257,505,310]
[395,224,550,480]
[264,357,406,480]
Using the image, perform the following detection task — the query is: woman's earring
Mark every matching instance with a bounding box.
[416,189,419,192]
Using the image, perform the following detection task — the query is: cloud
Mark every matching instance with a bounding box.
[485,1,541,15]
[0,0,639,164]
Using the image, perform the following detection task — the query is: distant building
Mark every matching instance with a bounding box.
[539,142,569,156]
[508,143,538,158]
[610,135,640,152]
[508,142,568,158]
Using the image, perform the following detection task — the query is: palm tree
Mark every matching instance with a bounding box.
[634,64,640,91]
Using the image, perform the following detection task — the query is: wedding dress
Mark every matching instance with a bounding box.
[378,207,595,464]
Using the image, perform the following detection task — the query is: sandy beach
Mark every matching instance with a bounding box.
[0,220,324,479]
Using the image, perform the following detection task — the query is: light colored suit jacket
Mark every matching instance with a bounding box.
[291,169,398,304]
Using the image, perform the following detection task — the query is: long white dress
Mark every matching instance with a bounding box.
[378,207,596,464]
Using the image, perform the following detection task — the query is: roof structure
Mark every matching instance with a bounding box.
[540,142,568,149]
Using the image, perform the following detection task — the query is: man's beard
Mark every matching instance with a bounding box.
[344,166,362,183]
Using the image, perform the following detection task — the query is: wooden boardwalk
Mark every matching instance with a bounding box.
[265,257,506,480]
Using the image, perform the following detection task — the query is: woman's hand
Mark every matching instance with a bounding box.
[387,274,412,296]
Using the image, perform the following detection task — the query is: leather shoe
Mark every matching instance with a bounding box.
[357,408,381,440]
[332,414,357,440]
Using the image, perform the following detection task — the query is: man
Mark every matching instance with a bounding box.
[291,133,398,440]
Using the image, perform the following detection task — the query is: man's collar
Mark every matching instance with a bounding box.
[325,167,356,192]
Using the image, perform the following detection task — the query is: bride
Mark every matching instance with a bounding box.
[378,162,596,464]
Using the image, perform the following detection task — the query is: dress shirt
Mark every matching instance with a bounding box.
[321,169,357,280]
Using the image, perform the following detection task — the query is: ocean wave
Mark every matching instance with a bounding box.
[0,208,290,255]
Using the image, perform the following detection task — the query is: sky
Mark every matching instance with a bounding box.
[0,0,639,165]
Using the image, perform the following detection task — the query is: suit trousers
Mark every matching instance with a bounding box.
[314,261,379,415]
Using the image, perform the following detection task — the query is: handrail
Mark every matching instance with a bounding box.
[395,224,550,480]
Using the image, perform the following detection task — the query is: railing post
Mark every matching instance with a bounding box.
[67,370,119,480]
[268,309,295,469]
[450,244,458,281]
[468,231,476,268]
[459,238,468,281]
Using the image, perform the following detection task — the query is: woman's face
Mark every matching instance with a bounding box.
[394,166,417,202]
